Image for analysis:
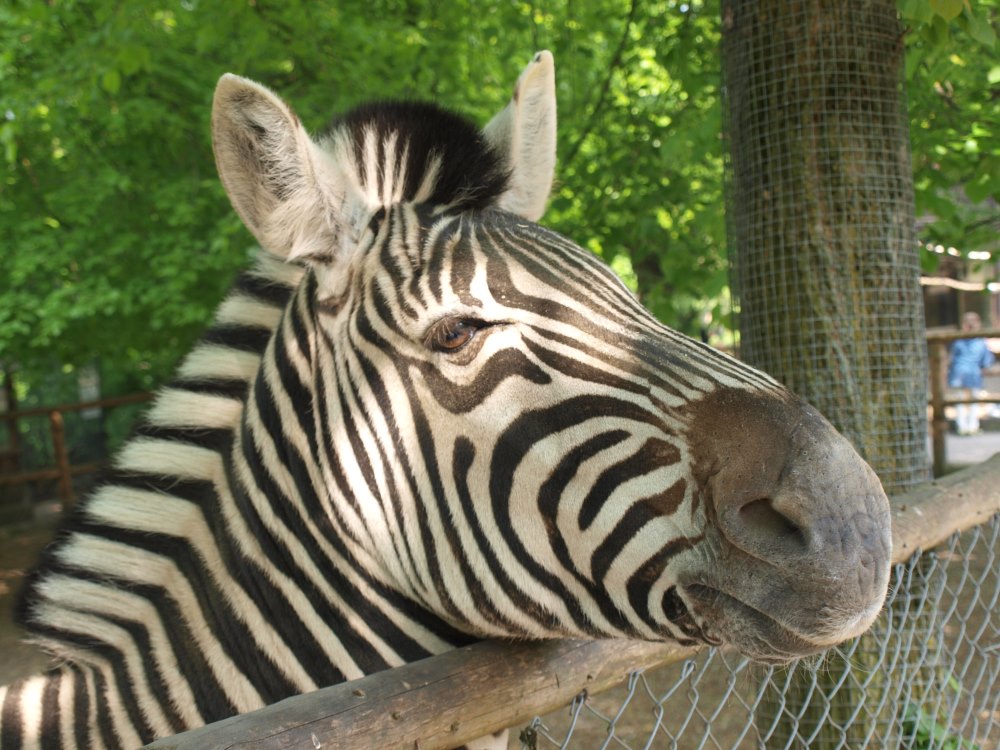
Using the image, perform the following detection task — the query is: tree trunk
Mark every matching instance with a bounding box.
[721,1,928,747]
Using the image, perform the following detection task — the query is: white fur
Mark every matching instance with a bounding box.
[176,344,262,383]
[251,251,307,287]
[147,388,244,428]
[213,294,284,330]
[114,438,218,480]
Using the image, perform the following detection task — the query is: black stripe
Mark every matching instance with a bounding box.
[24,619,155,744]
[488,396,669,629]
[31,539,238,724]
[232,271,296,307]
[625,536,700,630]
[536,429,635,631]
[414,346,551,414]
[241,381,359,682]
[589,502,661,584]
[0,676,24,750]
[288,287,315,367]
[340,338,423,593]
[244,358,456,672]
[452,438,538,633]
[132,422,233,452]
[662,586,705,641]
[168,377,251,399]
[523,335,654,397]
[578,438,681,531]
[313,339,473,645]
[90,668,117,749]
[71,665,91,750]
[201,325,274,353]
[39,672,60,750]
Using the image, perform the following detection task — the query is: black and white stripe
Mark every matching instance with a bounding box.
[1,51,891,750]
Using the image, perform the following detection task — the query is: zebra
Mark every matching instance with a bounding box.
[0,51,891,749]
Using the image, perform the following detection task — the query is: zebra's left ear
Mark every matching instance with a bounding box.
[482,51,557,222]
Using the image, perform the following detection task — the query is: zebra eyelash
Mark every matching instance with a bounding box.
[423,316,503,357]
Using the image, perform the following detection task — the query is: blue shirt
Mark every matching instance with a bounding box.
[948,337,995,390]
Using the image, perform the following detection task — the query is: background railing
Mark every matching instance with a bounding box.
[0,392,151,507]
[146,454,1000,750]
[927,327,1000,477]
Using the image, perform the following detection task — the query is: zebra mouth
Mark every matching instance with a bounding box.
[683,584,823,664]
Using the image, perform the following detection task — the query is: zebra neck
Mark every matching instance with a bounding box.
[8,253,471,746]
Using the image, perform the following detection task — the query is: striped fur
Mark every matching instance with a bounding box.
[0,52,891,749]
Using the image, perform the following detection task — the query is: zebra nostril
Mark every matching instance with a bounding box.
[736,497,809,553]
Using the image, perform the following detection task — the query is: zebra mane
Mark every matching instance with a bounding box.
[15,251,301,636]
[321,101,512,211]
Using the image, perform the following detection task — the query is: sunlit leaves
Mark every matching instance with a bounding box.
[929,0,965,21]
[2,0,733,394]
[901,0,1000,263]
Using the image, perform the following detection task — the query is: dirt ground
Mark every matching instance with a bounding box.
[0,521,58,684]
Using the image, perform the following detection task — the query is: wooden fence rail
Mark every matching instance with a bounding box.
[145,453,1000,750]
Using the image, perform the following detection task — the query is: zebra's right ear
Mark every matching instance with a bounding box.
[212,74,343,263]
[482,51,557,222]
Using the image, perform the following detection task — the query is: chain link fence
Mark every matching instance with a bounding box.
[519,513,999,749]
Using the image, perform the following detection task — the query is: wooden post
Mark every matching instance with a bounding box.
[928,339,949,477]
[49,410,73,505]
[2,369,21,472]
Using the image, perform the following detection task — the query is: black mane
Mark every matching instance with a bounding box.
[328,101,510,211]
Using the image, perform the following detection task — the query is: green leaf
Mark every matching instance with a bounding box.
[965,11,997,49]
[101,69,121,94]
[924,14,953,48]
[965,156,1000,203]
[930,0,964,21]
[117,45,151,75]
[899,0,934,24]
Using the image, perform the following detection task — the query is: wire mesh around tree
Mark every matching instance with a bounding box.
[720,0,927,497]
[518,513,1000,749]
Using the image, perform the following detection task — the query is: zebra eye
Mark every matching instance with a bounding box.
[426,317,482,353]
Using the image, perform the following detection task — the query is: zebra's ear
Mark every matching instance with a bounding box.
[212,74,342,262]
[482,51,557,222]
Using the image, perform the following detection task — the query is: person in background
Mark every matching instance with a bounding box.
[948,312,996,435]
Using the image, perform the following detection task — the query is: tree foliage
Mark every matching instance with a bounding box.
[0,0,996,395]
[0,0,726,391]
[900,0,1000,264]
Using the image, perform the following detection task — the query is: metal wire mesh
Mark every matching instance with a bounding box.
[720,0,928,496]
[518,513,1000,749]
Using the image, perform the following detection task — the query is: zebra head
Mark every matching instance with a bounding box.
[212,52,891,664]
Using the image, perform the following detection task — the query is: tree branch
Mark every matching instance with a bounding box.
[563,0,639,170]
